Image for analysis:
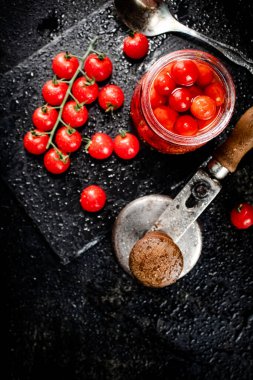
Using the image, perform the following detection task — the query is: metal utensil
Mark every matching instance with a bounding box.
[114,0,253,75]
[113,107,253,285]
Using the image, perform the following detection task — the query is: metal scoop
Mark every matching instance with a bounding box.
[114,0,253,75]
[113,107,253,286]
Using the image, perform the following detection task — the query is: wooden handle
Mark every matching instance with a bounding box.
[214,107,253,173]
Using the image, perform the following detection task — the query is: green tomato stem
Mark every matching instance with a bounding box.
[83,137,92,153]
[46,37,98,149]
[79,69,95,84]
[91,49,105,59]
[119,128,127,138]
[69,92,81,105]
[50,142,69,162]
[71,54,84,60]
[59,118,70,128]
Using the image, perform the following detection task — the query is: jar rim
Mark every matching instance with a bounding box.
[141,49,236,146]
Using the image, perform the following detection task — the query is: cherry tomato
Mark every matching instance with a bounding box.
[191,95,216,120]
[32,105,58,132]
[153,106,178,131]
[85,132,113,160]
[98,84,124,112]
[230,203,253,230]
[80,185,106,212]
[23,130,49,155]
[72,76,99,104]
[174,115,198,136]
[204,82,225,106]
[169,88,191,112]
[150,86,167,109]
[62,101,88,128]
[42,79,68,106]
[188,85,203,100]
[196,63,213,87]
[198,113,218,130]
[114,130,140,160]
[162,63,174,76]
[55,126,82,153]
[44,148,70,174]
[171,60,199,86]
[123,32,149,60]
[154,70,176,96]
[52,52,79,80]
[84,53,113,82]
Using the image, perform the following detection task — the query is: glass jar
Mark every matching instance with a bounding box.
[130,50,235,154]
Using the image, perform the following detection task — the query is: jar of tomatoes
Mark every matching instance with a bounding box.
[130,50,235,154]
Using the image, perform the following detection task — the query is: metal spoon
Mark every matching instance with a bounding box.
[113,106,253,286]
[114,0,253,75]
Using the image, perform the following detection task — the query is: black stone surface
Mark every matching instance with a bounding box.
[1,0,253,379]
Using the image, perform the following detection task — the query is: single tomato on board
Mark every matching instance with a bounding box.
[114,130,140,160]
[80,185,107,212]
[123,32,149,60]
[85,133,114,160]
[98,85,124,112]
[230,203,253,230]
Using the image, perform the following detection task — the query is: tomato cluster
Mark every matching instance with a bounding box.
[24,42,141,212]
[23,50,127,168]
[151,59,225,136]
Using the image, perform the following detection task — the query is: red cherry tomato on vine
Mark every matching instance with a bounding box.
[174,115,198,136]
[55,126,82,153]
[204,82,225,106]
[84,53,113,82]
[196,63,213,87]
[153,106,178,131]
[171,60,199,86]
[85,133,113,160]
[32,105,58,132]
[52,52,79,80]
[114,130,140,160]
[62,101,88,128]
[191,95,216,120]
[154,70,176,96]
[230,203,253,230]
[80,185,106,212]
[44,148,70,174]
[169,88,191,112]
[42,79,68,106]
[98,84,124,112]
[123,32,149,60]
[72,76,99,104]
[23,130,49,155]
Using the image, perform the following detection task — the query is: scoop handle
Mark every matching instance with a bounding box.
[214,107,253,173]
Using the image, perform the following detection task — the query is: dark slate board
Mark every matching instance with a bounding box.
[0,0,252,264]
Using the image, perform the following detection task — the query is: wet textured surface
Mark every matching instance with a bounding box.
[1,0,253,379]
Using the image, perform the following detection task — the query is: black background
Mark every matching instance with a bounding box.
[1,0,253,379]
